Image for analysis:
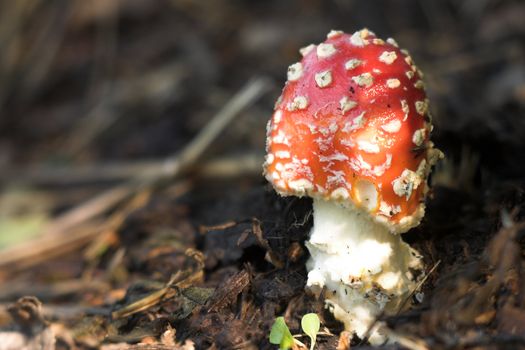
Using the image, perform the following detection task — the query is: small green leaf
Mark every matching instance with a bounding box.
[301,313,320,350]
[269,316,294,349]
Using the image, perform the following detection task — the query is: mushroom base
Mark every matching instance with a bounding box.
[305,199,424,344]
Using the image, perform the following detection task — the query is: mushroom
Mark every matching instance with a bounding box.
[263,29,443,343]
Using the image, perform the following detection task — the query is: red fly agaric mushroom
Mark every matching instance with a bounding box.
[264,29,443,343]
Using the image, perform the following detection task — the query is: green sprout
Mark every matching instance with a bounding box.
[301,313,320,350]
[269,316,294,349]
[269,313,321,350]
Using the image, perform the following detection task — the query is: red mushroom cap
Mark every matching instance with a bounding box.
[264,29,442,233]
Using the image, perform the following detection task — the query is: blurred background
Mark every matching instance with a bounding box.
[0,0,524,349]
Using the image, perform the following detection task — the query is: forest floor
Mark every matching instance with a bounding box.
[0,1,524,349]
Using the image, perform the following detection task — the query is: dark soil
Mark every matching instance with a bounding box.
[0,1,524,349]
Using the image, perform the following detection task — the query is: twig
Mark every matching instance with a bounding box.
[396,260,442,314]
[111,249,205,319]
[0,153,263,186]
[359,260,441,345]
[0,220,105,275]
[381,328,430,350]
[0,303,111,320]
[0,78,270,272]
[0,279,109,301]
[160,77,269,176]
[457,334,525,348]
[199,221,239,234]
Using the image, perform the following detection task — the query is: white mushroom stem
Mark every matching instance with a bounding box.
[305,199,424,344]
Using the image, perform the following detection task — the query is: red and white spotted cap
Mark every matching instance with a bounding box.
[264,29,442,233]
